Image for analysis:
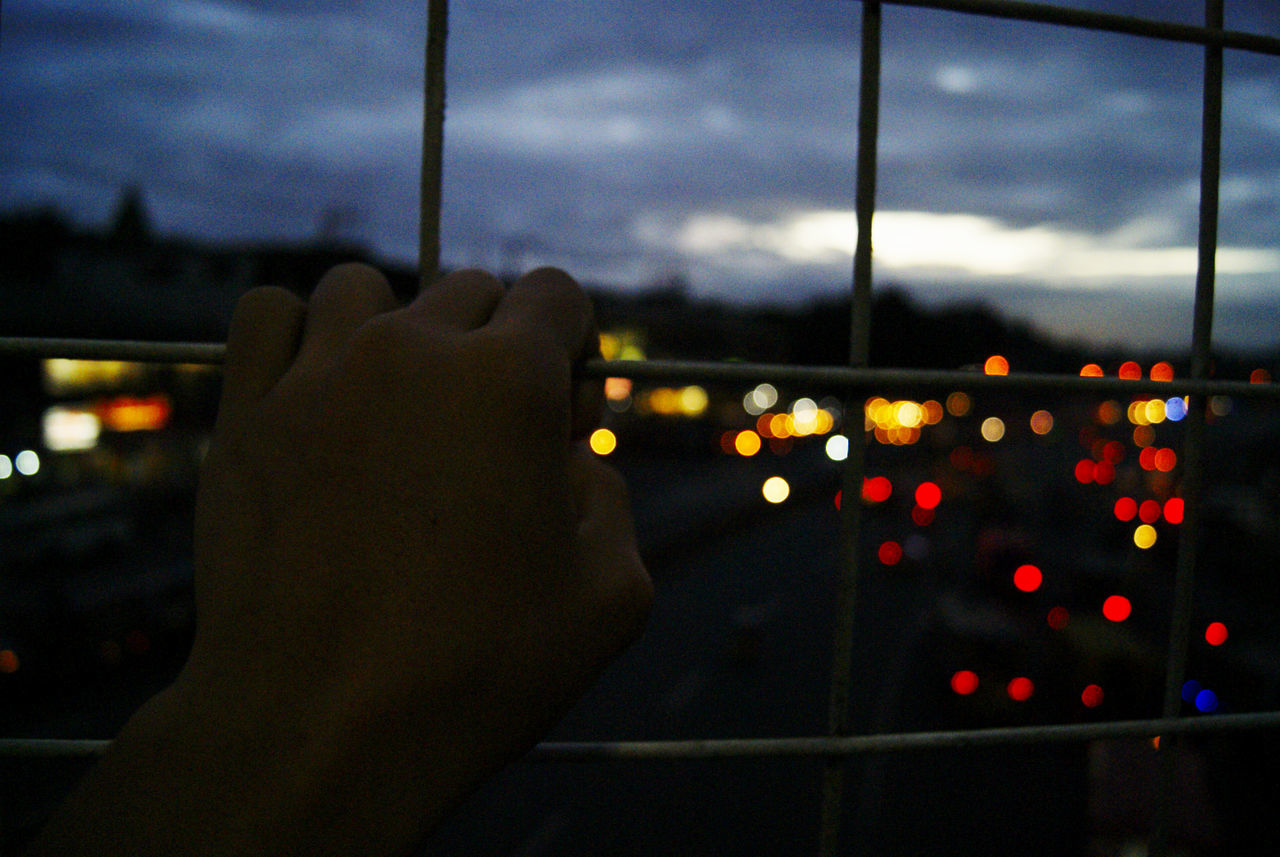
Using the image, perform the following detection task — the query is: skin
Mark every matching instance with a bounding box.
[26,264,653,857]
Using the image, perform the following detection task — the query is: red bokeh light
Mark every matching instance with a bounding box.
[862,476,892,503]
[1139,500,1162,524]
[834,490,842,510]
[1007,677,1035,701]
[1082,684,1105,708]
[1074,459,1095,484]
[951,670,980,695]
[1047,606,1070,630]
[911,505,935,527]
[1102,441,1125,464]
[1154,448,1177,472]
[1164,498,1185,525]
[1093,460,1115,485]
[1119,361,1142,380]
[1013,564,1043,593]
[1080,364,1104,377]
[1103,595,1132,622]
[1114,497,1138,522]
[1150,362,1174,382]
[1139,447,1158,470]
[1205,622,1228,646]
[878,541,903,566]
[915,481,942,510]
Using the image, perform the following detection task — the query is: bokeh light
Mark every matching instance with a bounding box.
[946,392,972,417]
[862,476,892,503]
[1081,684,1105,708]
[0,455,12,480]
[1029,410,1054,435]
[1103,595,1132,622]
[14,450,39,476]
[1093,461,1115,485]
[878,541,903,566]
[1114,497,1138,521]
[1182,680,1201,702]
[825,434,849,461]
[915,481,942,510]
[951,670,979,695]
[762,476,790,504]
[1097,400,1123,425]
[1134,525,1157,549]
[1013,564,1042,592]
[1007,676,1035,701]
[1164,498,1185,524]
[1154,448,1177,472]
[1250,368,1271,384]
[1119,361,1142,380]
[1195,689,1219,712]
[1074,459,1095,484]
[980,417,1005,442]
[589,428,617,455]
[734,430,762,457]
[1165,397,1188,421]
[984,355,1009,376]
[1080,364,1104,377]
[1150,362,1174,382]
[1138,500,1162,523]
[1047,606,1069,630]
[911,505,935,527]
[1205,622,1228,646]
[0,649,19,674]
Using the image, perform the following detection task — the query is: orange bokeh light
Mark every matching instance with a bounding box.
[734,430,762,457]
[1118,361,1142,380]
[984,355,1009,376]
[1150,362,1174,382]
[1080,364,1104,377]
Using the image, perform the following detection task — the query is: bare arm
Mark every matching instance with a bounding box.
[26,264,653,857]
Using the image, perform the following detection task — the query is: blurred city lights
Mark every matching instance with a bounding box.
[604,376,632,402]
[946,392,972,417]
[14,450,40,476]
[980,417,1005,442]
[751,383,779,411]
[1081,684,1105,708]
[984,355,1009,376]
[43,406,101,451]
[100,394,172,432]
[589,428,617,455]
[1205,622,1229,646]
[1114,497,1138,521]
[915,481,942,510]
[762,476,790,504]
[1030,410,1054,435]
[825,434,849,462]
[734,430,762,457]
[1047,606,1070,630]
[1013,564,1042,592]
[862,476,892,503]
[878,540,903,566]
[951,670,979,695]
[1103,595,1132,622]
[680,386,709,417]
[1134,525,1157,549]
[1007,676,1035,701]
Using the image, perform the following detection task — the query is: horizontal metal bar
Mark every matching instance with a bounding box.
[876,0,1280,56]
[6,711,1276,761]
[3,337,1279,399]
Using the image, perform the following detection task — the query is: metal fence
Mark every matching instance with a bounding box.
[3,1,1280,855]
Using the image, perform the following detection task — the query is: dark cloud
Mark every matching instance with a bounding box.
[2,0,1278,346]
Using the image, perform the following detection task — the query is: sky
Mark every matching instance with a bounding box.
[2,0,1279,351]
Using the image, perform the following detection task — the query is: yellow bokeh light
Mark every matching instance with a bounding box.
[734,430,762,457]
[770,413,791,438]
[762,476,791,504]
[1134,524,1157,549]
[680,385,709,417]
[946,392,972,417]
[589,428,617,455]
[895,401,923,428]
[1144,399,1166,424]
[1029,410,1053,435]
[980,417,1005,442]
[814,409,835,435]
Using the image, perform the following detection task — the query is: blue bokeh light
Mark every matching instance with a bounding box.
[1195,689,1219,713]
[1182,679,1202,702]
[1165,397,1188,421]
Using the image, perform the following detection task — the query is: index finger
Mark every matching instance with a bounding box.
[485,267,596,361]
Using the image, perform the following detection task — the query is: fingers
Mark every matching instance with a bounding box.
[568,447,653,650]
[407,268,506,330]
[487,267,596,361]
[293,263,398,372]
[219,286,307,425]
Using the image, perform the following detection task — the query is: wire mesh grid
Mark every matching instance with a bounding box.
[3,1,1280,855]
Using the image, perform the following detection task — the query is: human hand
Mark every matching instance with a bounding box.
[28,264,651,857]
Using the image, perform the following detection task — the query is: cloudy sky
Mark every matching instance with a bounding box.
[2,0,1278,350]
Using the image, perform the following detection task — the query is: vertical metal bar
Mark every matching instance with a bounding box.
[419,0,449,292]
[819,2,881,854]
[1151,1,1223,854]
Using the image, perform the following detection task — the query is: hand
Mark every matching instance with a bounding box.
[28,264,652,857]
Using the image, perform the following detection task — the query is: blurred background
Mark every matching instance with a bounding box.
[3,1,1280,855]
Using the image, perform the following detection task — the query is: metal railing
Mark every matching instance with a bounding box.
[3,2,1280,855]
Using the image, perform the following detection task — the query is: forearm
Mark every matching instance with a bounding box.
[23,672,459,857]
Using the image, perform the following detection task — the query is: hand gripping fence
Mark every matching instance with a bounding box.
[3,2,1280,855]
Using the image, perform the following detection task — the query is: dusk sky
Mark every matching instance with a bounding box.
[2,1,1278,350]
